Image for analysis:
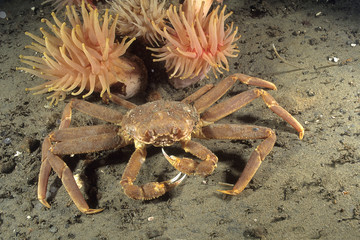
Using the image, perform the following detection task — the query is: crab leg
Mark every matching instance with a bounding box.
[120,144,185,200]
[37,137,52,209]
[162,140,218,176]
[62,99,124,126]
[51,130,123,155]
[50,125,119,141]
[37,98,125,213]
[105,92,137,110]
[46,150,104,214]
[201,89,304,139]
[37,127,126,214]
[193,73,277,113]
[195,124,276,195]
[37,100,76,209]
[181,84,214,104]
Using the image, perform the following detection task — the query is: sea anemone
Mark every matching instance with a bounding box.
[42,0,94,12]
[18,1,146,105]
[148,0,240,88]
[108,0,167,46]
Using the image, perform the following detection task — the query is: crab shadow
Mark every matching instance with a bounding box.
[45,132,282,208]
[214,150,248,183]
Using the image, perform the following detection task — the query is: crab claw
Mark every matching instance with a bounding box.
[168,172,187,185]
[160,172,187,193]
[162,148,199,175]
[161,148,177,162]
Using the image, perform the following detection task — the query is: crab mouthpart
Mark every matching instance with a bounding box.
[150,135,176,147]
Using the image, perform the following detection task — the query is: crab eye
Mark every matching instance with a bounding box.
[145,130,154,138]
[172,127,179,134]
[126,126,136,135]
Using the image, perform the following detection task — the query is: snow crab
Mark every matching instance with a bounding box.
[38,73,304,214]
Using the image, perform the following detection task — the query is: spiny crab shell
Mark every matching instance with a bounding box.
[121,100,199,147]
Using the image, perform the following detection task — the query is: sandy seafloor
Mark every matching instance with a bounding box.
[0,0,359,239]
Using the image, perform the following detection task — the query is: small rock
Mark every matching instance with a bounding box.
[278,37,285,42]
[244,226,268,238]
[146,229,163,239]
[308,38,318,45]
[292,30,299,36]
[3,137,11,145]
[306,89,315,97]
[0,159,16,173]
[68,233,76,239]
[49,225,58,233]
[320,35,328,41]
[265,51,274,60]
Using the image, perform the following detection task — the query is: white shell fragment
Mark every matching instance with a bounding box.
[14,151,22,157]
[328,57,339,63]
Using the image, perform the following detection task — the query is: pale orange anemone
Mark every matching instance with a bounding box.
[108,0,167,46]
[18,1,146,105]
[148,0,240,88]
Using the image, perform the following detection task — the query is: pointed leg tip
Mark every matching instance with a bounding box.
[84,208,104,214]
[39,199,51,209]
[299,130,304,140]
[217,189,238,195]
